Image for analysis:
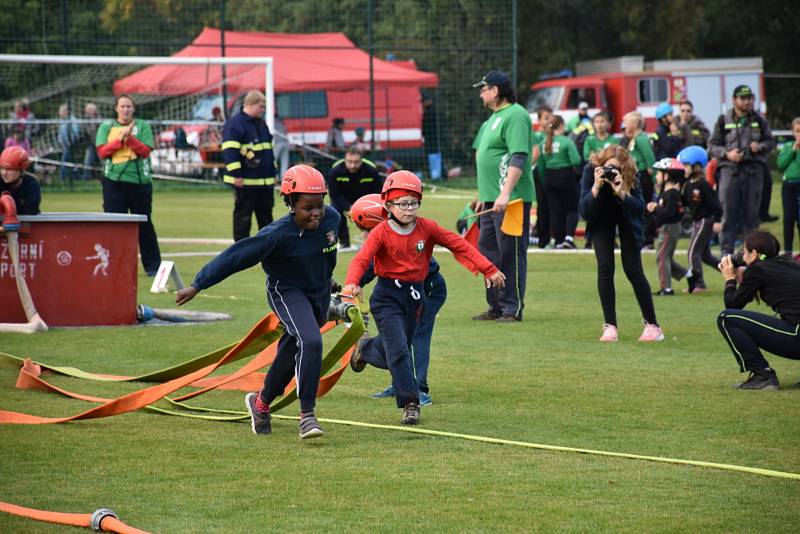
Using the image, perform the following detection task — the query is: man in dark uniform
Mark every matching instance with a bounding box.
[222,90,276,242]
[326,146,383,249]
[709,85,776,254]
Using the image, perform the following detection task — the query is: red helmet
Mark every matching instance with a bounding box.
[280,164,327,196]
[381,170,423,201]
[0,146,30,171]
[350,193,386,229]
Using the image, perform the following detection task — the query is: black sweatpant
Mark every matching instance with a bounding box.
[233,186,274,242]
[717,309,800,372]
[759,164,774,219]
[332,202,352,247]
[781,181,800,254]
[591,217,657,327]
[478,202,531,320]
[533,167,550,248]
[639,171,657,247]
[544,167,579,245]
[101,178,161,275]
[261,282,328,412]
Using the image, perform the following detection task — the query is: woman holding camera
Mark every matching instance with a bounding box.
[579,145,663,342]
[717,229,800,389]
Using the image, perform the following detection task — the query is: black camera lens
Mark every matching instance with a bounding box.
[602,165,619,180]
[730,251,746,268]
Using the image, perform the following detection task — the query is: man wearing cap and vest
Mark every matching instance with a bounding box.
[222,90,276,242]
[709,85,776,255]
[471,70,535,322]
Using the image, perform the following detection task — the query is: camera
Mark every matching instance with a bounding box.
[729,250,746,268]
[602,165,619,181]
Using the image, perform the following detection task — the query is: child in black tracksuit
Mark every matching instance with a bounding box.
[176,165,337,440]
[683,170,722,292]
[647,161,687,295]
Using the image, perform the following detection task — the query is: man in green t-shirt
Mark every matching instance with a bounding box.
[471,70,535,322]
[95,94,161,275]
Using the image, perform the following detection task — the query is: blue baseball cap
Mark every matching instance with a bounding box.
[473,70,511,88]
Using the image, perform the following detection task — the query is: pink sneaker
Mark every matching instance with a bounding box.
[638,322,664,342]
[599,324,618,342]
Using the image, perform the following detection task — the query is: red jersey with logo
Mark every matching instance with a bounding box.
[345,217,499,285]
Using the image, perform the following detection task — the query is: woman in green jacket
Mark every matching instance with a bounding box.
[540,115,581,248]
[622,111,657,248]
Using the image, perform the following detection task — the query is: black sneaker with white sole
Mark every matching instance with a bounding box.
[734,370,779,390]
[245,392,272,435]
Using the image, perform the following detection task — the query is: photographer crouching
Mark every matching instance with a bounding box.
[717,230,800,389]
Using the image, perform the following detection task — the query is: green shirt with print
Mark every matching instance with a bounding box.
[95,118,154,184]
[538,134,581,170]
[583,134,619,161]
[473,103,535,203]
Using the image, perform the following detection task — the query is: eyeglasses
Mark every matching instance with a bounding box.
[390,200,421,210]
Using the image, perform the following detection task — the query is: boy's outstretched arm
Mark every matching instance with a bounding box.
[176,286,198,306]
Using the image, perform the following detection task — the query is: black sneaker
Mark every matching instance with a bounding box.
[350,334,369,373]
[472,310,502,321]
[653,288,675,296]
[734,370,779,390]
[245,392,272,435]
[562,239,577,249]
[761,214,779,223]
[299,412,324,439]
[401,401,420,425]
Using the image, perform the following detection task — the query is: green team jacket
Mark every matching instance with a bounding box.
[777,142,800,182]
[538,134,580,170]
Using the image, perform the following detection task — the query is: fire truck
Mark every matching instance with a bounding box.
[526,56,765,132]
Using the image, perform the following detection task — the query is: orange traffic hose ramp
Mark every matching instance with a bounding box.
[0,501,150,533]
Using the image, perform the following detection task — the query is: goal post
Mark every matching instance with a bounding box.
[0,54,275,182]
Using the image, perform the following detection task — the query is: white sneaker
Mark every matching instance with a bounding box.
[599,324,618,342]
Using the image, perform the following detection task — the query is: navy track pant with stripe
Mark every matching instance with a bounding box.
[717,309,800,372]
[361,277,424,408]
[260,280,327,412]
[361,272,446,394]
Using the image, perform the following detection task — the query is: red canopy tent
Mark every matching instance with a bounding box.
[114,27,438,95]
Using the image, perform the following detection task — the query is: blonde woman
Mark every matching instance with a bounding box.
[578,145,663,342]
[621,111,657,248]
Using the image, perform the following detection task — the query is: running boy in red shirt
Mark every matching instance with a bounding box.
[342,171,505,425]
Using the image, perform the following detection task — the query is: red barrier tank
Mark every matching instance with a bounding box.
[0,213,146,326]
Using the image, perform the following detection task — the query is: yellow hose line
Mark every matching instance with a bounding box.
[272,414,800,481]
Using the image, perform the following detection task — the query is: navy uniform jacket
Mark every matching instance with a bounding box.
[0,173,41,215]
[326,158,383,209]
[222,109,276,187]
[192,206,340,299]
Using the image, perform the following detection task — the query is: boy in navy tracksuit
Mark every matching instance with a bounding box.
[176,165,337,439]
[342,172,505,425]
[348,193,447,407]
[647,158,688,295]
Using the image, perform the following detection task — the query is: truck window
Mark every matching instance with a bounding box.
[638,78,668,104]
[566,88,596,109]
[525,87,564,113]
[277,91,328,119]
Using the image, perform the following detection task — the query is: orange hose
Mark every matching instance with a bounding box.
[0,501,150,533]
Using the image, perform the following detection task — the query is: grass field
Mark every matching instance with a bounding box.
[1,187,799,532]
